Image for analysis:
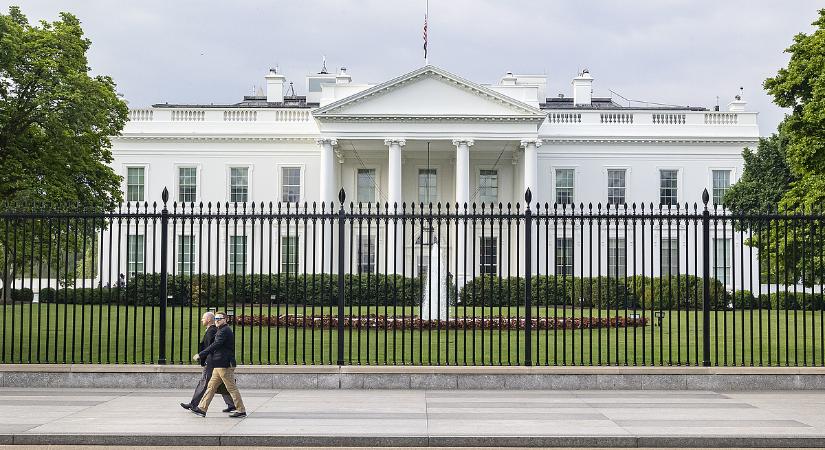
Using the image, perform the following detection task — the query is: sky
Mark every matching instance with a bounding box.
[12,0,824,135]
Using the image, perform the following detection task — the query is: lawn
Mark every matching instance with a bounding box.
[2,303,824,367]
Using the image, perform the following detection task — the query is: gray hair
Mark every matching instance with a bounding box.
[202,311,215,322]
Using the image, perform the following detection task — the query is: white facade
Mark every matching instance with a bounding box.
[112,65,760,288]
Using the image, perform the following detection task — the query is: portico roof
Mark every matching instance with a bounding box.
[313,65,547,124]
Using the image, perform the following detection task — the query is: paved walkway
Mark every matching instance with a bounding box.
[1,388,825,447]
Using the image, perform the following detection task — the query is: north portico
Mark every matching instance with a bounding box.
[312,65,548,209]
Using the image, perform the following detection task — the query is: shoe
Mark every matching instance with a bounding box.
[222,406,237,413]
[228,411,247,418]
[190,406,206,417]
[180,403,191,410]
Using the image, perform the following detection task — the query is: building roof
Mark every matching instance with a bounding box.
[540,97,708,111]
[151,96,316,109]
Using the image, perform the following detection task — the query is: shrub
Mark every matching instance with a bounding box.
[11,288,33,303]
[759,292,825,310]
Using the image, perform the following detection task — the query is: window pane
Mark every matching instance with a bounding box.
[281,167,301,203]
[281,236,298,273]
[607,238,626,278]
[480,236,497,275]
[127,235,144,276]
[712,170,731,205]
[555,169,574,205]
[178,167,197,203]
[478,170,498,205]
[607,169,626,206]
[555,237,573,275]
[230,167,249,203]
[659,170,678,206]
[713,238,731,284]
[418,169,437,204]
[127,167,145,202]
[358,234,376,274]
[177,235,196,274]
[661,238,680,277]
[357,169,376,204]
[229,236,246,274]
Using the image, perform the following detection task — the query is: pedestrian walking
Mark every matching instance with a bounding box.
[180,311,236,413]
[189,312,246,418]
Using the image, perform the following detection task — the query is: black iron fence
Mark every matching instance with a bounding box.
[0,188,823,366]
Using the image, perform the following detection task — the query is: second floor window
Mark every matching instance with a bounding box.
[178,167,197,203]
[659,169,678,206]
[607,169,626,206]
[712,170,731,206]
[555,169,574,205]
[478,169,498,205]
[230,167,249,203]
[281,167,301,203]
[127,167,145,202]
[357,169,376,204]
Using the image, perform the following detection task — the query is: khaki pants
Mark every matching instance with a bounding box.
[197,367,245,413]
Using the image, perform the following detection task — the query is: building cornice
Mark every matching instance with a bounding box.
[112,135,317,143]
[539,137,759,145]
[314,114,545,123]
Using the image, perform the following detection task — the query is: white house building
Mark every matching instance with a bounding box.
[111,65,760,289]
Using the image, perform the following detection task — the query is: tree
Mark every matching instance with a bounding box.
[0,6,127,301]
[723,131,795,214]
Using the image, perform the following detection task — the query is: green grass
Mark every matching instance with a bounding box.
[2,303,824,366]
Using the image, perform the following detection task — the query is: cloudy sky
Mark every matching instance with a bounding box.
[15,1,823,134]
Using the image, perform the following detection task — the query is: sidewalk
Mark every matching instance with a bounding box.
[1,387,825,447]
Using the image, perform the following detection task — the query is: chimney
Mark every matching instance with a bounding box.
[501,71,517,86]
[572,69,593,106]
[727,87,746,112]
[265,68,286,103]
[336,67,352,85]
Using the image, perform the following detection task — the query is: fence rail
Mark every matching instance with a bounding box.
[1,188,823,366]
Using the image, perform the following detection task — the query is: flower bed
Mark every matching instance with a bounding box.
[234,314,647,330]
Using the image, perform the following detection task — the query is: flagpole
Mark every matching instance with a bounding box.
[424,0,429,65]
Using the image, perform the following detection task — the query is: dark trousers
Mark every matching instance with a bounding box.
[190,365,235,408]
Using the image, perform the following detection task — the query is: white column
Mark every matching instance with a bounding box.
[385,138,406,274]
[385,138,406,207]
[452,138,473,208]
[316,138,338,207]
[520,139,542,202]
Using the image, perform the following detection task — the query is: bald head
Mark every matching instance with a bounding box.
[201,311,215,327]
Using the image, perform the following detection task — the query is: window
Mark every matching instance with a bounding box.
[659,170,678,206]
[661,238,680,277]
[478,170,498,205]
[480,236,497,275]
[555,169,574,205]
[357,234,376,274]
[713,238,731,284]
[127,167,145,202]
[712,170,731,205]
[357,169,376,204]
[178,167,197,203]
[229,167,249,203]
[127,234,144,276]
[228,236,246,274]
[555,237,573,275]
[607,238,626,278]
[280,236,298,273]
[607,169,626,206]
[418,169,437,204]
[281,167,301,203]
[177,235,196,274]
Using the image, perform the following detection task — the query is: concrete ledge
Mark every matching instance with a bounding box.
[8,433,825,447]
[2,364,825,390]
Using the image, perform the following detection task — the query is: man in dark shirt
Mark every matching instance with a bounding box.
[190,312,246,418]
[180,311,235,412]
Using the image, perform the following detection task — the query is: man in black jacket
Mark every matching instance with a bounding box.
[180,312,236,412]
[190,312,246,418]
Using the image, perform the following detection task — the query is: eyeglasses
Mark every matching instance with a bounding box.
[215,316,226,321]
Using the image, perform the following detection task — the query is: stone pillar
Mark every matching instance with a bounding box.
[316,138,338,273]
[385,138,406,274]
[520,139,542,203]
[316,138,339,207]
[452,138,473,209]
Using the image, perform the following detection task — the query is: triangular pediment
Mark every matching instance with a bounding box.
[313,65,546,121]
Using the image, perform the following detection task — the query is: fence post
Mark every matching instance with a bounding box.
[158,187,169,365]
[336,188,346,366]
[524,188,533,367]
[701,188,711,367]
